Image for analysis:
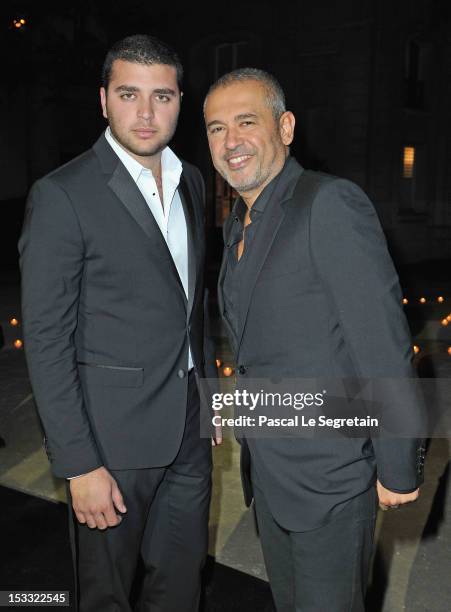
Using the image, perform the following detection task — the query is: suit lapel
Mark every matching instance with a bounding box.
[217,216,236,343]
[93,134,186,298]
[235,159,304,352]
[217,215,233,318]
[108,162,163,247]
[179,174,198,321]
[236,208,287,350]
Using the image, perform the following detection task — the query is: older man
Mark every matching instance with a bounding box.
[204,68,425,611]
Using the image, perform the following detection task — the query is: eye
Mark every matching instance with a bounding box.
[120,92,136,101]
[209,126,224,135]
[241,121,254,127]
[155,94,171,102]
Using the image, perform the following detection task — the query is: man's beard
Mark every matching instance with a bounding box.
[218,152,274,195]
[222,162,271,194]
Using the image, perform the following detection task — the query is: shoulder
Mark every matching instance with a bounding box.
[27,148,101,224]
[31,148,99,201]
[307,172,378,224]
[44,149,97,187]
[306,173,384,247]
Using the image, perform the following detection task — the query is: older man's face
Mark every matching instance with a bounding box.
[205,80,293,199]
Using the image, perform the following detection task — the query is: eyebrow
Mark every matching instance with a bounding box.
[154,88,177,95]
[114,85,140,93]
[235,113,258,121]
[207,112,258,129]
[114,86,177,95]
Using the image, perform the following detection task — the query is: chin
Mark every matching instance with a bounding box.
[224,170,249,187]
[133,142,165,157]
[232,175,260,192]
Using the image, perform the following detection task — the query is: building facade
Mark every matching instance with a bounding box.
[1,0,450,266]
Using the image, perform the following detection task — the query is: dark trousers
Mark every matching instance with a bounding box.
[69,371,212,612]
[252,473,377,612]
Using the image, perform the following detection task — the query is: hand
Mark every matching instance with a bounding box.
[212,424,223,447]
[70,466,127,529]
[376,479,419,511]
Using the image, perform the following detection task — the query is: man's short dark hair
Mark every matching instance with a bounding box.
[204,67,286,119]
[101,34,183,90]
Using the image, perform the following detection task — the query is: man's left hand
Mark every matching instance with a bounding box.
[376,479,419,511]
[212,424,222,447]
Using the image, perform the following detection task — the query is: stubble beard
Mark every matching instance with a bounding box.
[226,164,270,194]
[109,117,178,159]
[218,152,275,195]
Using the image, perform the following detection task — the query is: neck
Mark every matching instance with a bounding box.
[129,149,162,176]
[143,154,162,177]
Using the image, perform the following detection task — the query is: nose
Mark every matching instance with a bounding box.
[137,98,155,121]
[224,125,243,151]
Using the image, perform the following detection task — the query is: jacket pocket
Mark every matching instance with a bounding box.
[77,362,144,388]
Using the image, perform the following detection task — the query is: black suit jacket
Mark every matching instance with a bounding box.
[218,157,425,531]
[19,134,216,478]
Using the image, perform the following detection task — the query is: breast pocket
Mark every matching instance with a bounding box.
[77,362,144,387]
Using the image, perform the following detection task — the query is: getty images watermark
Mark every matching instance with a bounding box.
[198,377,445,439]
[210,389,379,430]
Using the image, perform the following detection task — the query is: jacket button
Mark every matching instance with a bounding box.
[238,365,246,375]
[178,369,186,379]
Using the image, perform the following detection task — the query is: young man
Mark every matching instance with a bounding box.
[20,35,218,612]
[204,68,425,611]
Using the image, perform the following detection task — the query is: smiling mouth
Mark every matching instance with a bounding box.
[226,154,253,170]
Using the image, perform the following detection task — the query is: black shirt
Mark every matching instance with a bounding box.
[223,157,291,352]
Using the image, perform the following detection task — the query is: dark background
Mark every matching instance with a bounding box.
[1,5,450,609]
[1,0,451,278]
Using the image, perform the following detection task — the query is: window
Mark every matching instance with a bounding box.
[399,144,427,215]
[403,146,415,179]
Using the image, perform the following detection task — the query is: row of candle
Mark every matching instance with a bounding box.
[403,296,445,305]
[8,318,451,369]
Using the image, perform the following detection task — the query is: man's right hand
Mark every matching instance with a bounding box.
[69,466,127,530]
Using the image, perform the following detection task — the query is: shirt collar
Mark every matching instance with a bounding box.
[104,127,182,185]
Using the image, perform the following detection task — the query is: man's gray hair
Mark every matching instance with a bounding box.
[204,67,286,119]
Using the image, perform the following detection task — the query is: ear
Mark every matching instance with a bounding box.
[100,87,108,120]
[279,111,295,146]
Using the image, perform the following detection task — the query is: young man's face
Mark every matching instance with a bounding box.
[204,80,294,199]
[100,59,181,163]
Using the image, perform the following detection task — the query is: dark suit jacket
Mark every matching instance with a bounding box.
[19,134,216,479]
[218,157,425,531]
